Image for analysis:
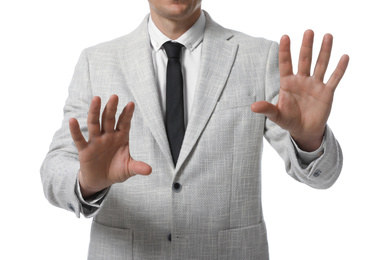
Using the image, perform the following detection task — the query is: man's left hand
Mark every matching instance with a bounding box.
[251,30,349,151]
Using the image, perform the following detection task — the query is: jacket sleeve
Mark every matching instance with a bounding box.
[263,41,342,189]
[40,49,108,218]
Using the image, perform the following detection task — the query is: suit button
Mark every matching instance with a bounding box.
[313,169,321,177]
[173,182,182,192]
[67,203,75,212]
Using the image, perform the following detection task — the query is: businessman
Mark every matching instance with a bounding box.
[41,0,349,259]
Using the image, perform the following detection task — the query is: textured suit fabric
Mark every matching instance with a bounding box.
[41,12,342,259]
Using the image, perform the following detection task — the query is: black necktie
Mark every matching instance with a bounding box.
[163,41,185,166]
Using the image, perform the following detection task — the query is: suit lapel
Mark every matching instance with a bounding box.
[175,13,238,172]
[118,17,174,167]
[117,14,238,172]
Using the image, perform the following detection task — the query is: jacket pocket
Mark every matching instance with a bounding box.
[215,95,256,112]
[88,221,133,260]
[218,222,269,260]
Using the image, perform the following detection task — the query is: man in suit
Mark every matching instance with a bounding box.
[41,0,349,259]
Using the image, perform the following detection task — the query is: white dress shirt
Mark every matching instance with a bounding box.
[148,11,206,126]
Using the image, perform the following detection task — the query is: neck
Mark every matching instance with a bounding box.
[150,9,201,40]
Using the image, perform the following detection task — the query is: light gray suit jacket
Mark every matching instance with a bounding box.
[41,12,342,259]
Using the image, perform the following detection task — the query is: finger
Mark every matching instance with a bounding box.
[128,158,152,177]
[297,30,314,77]
[87,96,102,138]
[326,54,350,91]
[116,101,135,132]
[313,34,333,81]
[279,35,293,77]
[101,95,119,133]
[69,118,88,150]
[251,101,279,123]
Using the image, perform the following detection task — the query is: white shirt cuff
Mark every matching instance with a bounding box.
[75,173,110,216]
[290,131,326,166]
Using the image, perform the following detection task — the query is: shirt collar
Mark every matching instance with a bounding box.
[148,11,206,52]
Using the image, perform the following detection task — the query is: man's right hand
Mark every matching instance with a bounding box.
[69,95,152,199]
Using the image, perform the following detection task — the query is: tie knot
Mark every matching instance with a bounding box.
[163,41,183,59]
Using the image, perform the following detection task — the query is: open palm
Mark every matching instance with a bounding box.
[252,30,349,151]
[69,95,152,198]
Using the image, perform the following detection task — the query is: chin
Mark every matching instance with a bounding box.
[150,0,201,21]
[165,4,192,18]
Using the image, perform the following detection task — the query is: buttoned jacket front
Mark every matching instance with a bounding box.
[41,12,342,260]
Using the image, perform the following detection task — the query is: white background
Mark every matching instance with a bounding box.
[1,0,389,259]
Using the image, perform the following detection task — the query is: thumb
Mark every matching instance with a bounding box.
[128,158,152,177]
[251,101,279,123]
